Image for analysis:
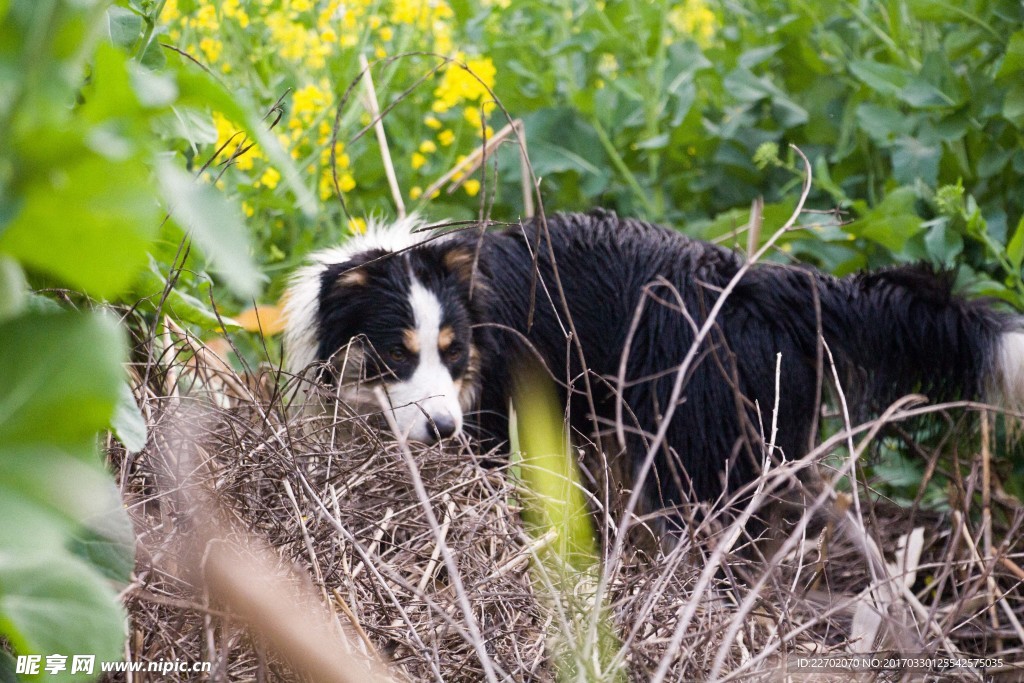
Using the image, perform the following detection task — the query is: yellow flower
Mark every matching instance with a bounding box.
[234,147,257,170]
[267,11,310,61]
[424,115,443,129]
[293,82,331,123]
[438,129,455,146]
[411,152,427,170]
[199,37,222,62]
[348,217,368,234]
[434,56,497,111]
[667,0,717,48]
[213,112,238,150]
[223,0,249,27]
[379,26,394,41]
[598,53,619,77]
[318,0,341,28]
[195,4,219,30]
[160,0,181,22]
[339,173,356,192]
[463,179,481,197]
[259,167,281,189]
[391,0,427,26]
[410,186,423,200]
[419,140,437,154]
[464,103,497,131]
[242,201,255,217]
[319,173,334,201]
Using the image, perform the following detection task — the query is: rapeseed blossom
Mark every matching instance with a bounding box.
[165,0,498,219]
[668,0,717,47]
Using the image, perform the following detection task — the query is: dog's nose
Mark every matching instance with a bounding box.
[431,414,457,440]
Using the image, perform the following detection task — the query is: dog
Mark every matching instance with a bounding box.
[284,209,1024,510]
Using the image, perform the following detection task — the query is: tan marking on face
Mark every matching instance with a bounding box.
[403,328,420,355]
[337,268,367,288]
[438,326,455,352]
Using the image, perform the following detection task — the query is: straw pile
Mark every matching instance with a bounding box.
[104,318,1024,682]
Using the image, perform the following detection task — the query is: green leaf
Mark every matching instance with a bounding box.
[1003,82,1024,127]
[0,446,123,545]
[0,256,26,323]
[908,0,982,23]
[0,311,124,447]
[157,160,263,298]
[851,187,924,252]
[105,5,142,51]
[0,152,158,299]
[892,136,941,186]
[997,30,1024,81]
[523,108,610,185]
[129,63,178,108]
[110,381,147,454]
[0,309,132,673]
[0,553,126,674]
[1007,214,1024,270]
[0,649,16,683]
[67,491,136,584]
[923,218,964,265]
[850,60,909,97]
[133,256,240,330]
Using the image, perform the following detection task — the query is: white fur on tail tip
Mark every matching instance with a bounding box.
[994,330,1024,412]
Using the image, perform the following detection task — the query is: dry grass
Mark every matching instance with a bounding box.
[102,314,1024,683]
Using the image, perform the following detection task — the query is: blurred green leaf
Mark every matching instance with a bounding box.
[0,649,16,683]
[892,135,941,185]
[110,381,147,455]
[0,311,124,447]
[105,5,142,51]
[0,256,26,322]
[996,30,1024,81]
[0,554,126,676]
[0,151,158,299]
[524,107,611,193]
[0,309,130,671]
[157,160,263,298]
[1003,82,1024,127]
[67,494,136,584]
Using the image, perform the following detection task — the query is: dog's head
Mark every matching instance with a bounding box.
[284,218,485,443]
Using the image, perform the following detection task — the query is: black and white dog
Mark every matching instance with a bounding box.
[284,210,1024,507]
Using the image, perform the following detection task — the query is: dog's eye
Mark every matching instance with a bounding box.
[388,347,408,363]
[444,343,463,363]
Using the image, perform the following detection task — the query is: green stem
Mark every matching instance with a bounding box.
[592,118,656,217]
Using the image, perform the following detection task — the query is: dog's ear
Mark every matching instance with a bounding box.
[327,248,389,292]
[441,244,489,288]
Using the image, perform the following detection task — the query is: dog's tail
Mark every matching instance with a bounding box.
[818,266,1023,413]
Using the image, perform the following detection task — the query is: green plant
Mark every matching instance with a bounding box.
[0,0,294,677]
